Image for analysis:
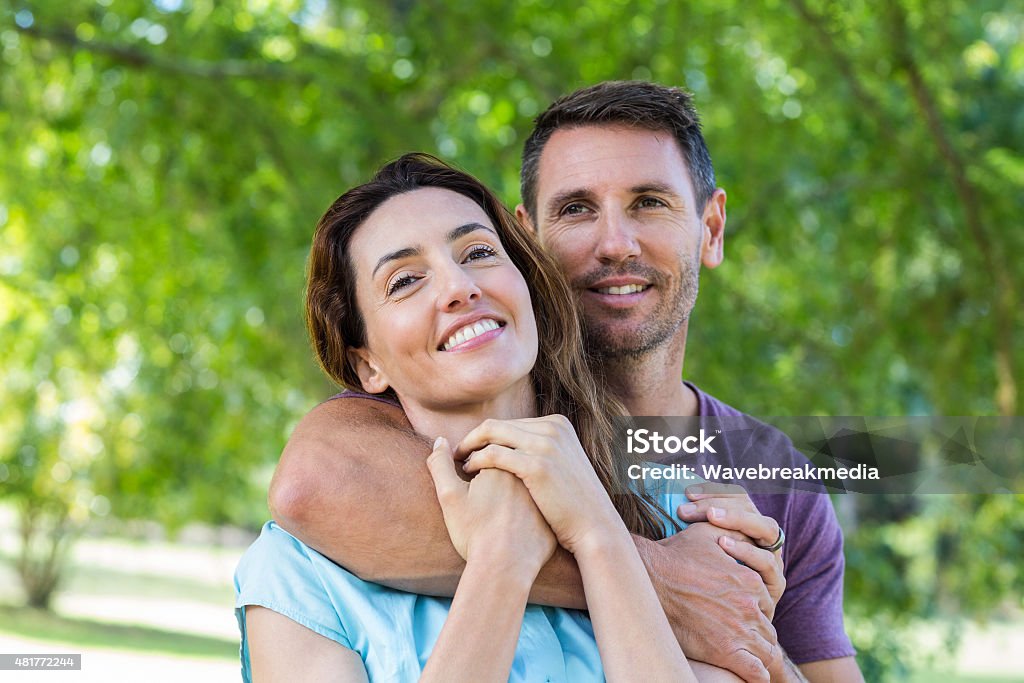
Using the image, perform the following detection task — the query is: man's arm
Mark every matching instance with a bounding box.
[798,657,863,682]
[271,398,802,679]
[677,485,863,682]
[269,397,586,606]
[776,492,863,683]
[636,522,778,682]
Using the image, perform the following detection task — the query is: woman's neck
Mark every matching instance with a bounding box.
[399,377,537,449]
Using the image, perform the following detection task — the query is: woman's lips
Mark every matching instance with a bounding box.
[441,318,505,351]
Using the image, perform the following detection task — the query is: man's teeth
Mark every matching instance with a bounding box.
[443,319,501,351]
[597,284,646,295]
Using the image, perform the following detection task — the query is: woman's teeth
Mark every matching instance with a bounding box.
[443,319,501,351]
[597,284,647,295]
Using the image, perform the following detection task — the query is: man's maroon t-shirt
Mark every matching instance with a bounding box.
[689,383,855,664]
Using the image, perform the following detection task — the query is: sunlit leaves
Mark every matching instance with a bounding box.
[0,0,1021,657]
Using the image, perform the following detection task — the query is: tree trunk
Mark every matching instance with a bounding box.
[16,500,74,611]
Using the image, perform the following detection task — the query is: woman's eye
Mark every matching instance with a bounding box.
[387,274,418,295]
[464,245,497,262]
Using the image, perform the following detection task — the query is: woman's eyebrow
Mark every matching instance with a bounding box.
[372,246,419,278]
[371,223,496,278]
[446,222,496,242]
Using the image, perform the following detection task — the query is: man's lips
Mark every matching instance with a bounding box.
[592,283,650,295]
[576,277,653,308]
[583,277,651,297]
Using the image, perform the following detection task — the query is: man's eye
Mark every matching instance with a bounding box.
[464,245,497,262]
[387,274,418,295]
[637,196,667,209]
[561,202,590,216]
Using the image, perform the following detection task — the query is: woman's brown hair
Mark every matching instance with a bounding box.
[306,152,674,540]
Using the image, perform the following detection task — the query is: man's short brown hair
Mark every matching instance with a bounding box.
[520,80,716,222]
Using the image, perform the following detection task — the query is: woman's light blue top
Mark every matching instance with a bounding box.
[235,464,698,682]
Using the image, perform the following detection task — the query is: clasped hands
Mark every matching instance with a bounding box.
[426,415,786,681]
[426,414,623,575]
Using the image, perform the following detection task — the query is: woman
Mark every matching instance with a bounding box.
[235,154,723,681]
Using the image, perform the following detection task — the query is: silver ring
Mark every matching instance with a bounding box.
[759,527,785,552]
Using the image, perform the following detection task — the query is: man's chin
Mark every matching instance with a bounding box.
[585,329,659,360]
[583,314,687,360]
[585,308,652,329]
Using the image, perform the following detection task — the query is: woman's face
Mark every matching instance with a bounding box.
[348,187,538,409]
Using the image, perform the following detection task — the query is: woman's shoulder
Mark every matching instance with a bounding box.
[243,519,300,548]
[323,388,401,408]
[235,522,353,647]
[236,524,303,565]
[236,521,313,574]
[235,522,343,604]
[234,522,457,678]
[236,521,381,594]
[235,522,429,636]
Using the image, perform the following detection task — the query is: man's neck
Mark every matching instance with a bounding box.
[600,333,699,417]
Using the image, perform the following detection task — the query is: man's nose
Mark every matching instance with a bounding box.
[436,264,481,311]
[593,211,641,263]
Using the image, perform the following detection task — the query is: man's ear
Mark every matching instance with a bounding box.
[700,188,727,269]
[515,204,536,234]
[347,347,390,394]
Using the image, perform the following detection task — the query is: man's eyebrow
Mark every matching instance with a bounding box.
[370,223,496,278]
[544,184,684,215]
[446,222,496,242]
[545,188,594,215]
[631,182,681,198]
[372,247,420,278]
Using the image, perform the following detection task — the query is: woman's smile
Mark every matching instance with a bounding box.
[440,317,504,352]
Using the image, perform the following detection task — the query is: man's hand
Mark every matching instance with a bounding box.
[637,522,781,682]
[678,483,786,613]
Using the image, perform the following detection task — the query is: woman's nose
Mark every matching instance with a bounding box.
[436,265,481,311]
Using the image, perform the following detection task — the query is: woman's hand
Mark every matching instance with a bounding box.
[458,418,698,682]
[426,437,556,580]
[423,438,557,683]
[456,415,622,556]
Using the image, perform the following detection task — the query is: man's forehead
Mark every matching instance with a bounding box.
[535,124,693,201]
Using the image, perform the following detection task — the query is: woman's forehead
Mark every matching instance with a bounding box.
[356,188,492,251]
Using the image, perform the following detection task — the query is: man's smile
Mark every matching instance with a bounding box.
[595,284,649,295]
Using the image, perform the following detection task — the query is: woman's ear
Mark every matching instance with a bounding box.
[347,348,390,394]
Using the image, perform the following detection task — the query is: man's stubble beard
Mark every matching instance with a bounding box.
[579,254,701,362]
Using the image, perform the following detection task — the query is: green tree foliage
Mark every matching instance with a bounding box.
[1,0,1021,673]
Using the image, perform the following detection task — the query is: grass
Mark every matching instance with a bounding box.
[58,561,229,604]
[1,508,1020,679]
[0,557,228,607]
[0,605,237,661]
[909,673,1024,683]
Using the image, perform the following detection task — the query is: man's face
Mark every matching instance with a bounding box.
[520,124,725,359]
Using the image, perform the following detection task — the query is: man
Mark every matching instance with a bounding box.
[271,81,861,681]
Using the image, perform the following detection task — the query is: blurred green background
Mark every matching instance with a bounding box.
[1,0,1022,680]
